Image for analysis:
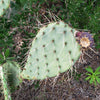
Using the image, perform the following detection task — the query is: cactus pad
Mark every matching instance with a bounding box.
[0,66,11,100]
[2,61,21,92]
[21,21,81,80]
[0,0,10,16]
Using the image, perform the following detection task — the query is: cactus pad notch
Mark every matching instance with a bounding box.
[21,21,81,80]
[0,0,10,16]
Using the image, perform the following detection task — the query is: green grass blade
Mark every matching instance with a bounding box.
[85,66,93,74]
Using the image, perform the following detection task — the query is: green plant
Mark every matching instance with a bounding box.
[94,34,100,50]
[85,66,100,86]
[0,48,14,64]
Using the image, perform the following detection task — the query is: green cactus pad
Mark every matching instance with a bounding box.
[21,21,81,80]
[0,0,10,16]
[0,66,11,100]
[2,61,21,92]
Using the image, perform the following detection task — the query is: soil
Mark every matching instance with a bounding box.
[11,48,100,100]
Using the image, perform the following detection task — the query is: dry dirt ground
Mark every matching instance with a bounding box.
[11,48,100,100]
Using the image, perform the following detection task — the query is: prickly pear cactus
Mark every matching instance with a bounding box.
[21,21,81,80]
[0,66,11,100]
[2,61,21,92]
[0,0,10,16]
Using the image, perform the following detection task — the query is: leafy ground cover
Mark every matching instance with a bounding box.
[0,0,100,100]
